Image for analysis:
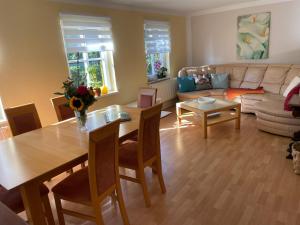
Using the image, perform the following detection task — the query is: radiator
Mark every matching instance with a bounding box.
[149,78,178,103]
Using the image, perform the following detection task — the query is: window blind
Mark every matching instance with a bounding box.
[144,20,171,54]
[60,14,114,53]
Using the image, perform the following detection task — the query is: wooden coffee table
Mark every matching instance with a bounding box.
[176,98,241,138]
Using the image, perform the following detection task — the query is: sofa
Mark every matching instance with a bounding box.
[177,63,300,137]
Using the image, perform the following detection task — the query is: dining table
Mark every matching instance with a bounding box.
[0,105,141,225]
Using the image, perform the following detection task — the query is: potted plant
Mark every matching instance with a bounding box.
[87,65,101,97]
[157,67,168,79]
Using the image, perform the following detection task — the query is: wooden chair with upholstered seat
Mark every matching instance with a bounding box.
[52,120,130,225]
[119,103,166,207]
[137,87,157,108]
[3,103,55,225]
[5,103,42,136]
[51,96,85,170]
[50,96,74,122]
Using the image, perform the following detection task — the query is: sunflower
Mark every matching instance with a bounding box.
[69,96,84,111]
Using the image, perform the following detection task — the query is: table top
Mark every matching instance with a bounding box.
[0,105,141,190]
[177,98,240,113]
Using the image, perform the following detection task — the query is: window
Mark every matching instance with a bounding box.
[144,20,171,80]
[0,97,5,122]
[60,14,117,92]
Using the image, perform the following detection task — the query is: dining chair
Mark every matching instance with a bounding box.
[137,87,157,108]
[3,103,54,225]
[50,96,85,170]
[5,103,42,136]
[52,119,130,225]
[0,202,28,225]
[118,103,166,207]
[0,185,54,225]
[50,96,74,122]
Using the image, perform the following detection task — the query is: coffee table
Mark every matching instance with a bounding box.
[176,98,241,138]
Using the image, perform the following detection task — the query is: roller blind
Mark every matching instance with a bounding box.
[60,14,114,53]
[144,20,171,54]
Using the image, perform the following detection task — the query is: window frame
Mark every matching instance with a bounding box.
[59,14,118,92]
[144,20,171,81]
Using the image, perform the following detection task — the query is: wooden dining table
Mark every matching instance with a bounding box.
[0,105,141,225]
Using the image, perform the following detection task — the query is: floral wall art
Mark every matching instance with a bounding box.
[237,12,271,59]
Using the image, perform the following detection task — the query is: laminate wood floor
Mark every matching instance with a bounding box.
[22,109,300,224]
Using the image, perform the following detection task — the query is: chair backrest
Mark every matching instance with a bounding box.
[50,96,74,122]
[88,119,120,201]
[137,103,162,162]
[5,103,42,136]
[137,87,157,108]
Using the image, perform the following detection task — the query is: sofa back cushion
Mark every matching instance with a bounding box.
[231,66,247,88]
[280,65,300,95]
[240,65,267,89]
[260,65,290,94]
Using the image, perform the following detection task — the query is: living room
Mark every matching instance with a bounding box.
[0,0,299,225]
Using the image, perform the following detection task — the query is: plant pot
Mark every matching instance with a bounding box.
[93,88,101,97]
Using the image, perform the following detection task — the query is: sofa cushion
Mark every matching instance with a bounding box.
[211,73,229,89]
[230,66,247,88]
[177,90,210,101]
[280,65,300,95]
[240,66,267,89]
[260,66,290,94]
[254,99,293,118]
[208,89,225,96]
[177,77,196,93]
[241,93,284,102]
[215,65,233,75]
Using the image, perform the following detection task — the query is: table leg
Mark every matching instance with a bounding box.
[201,112,207,139]
[235,105,241,129]
[20,181,47,225]
[176,105,182,125]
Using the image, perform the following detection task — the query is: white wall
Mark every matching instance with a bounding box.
[190,1,300,65]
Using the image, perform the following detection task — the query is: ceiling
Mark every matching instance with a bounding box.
[53,0,292,14]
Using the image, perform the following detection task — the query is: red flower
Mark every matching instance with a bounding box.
[77,86,89,95]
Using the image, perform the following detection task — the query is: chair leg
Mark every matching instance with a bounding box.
[94,205,105,225]
[54,195,66,225]
[41,195,55,225]
[115,183,130,225]
[154,160,166,194]
[138,168,151,207]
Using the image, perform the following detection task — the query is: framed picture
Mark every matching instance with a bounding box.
[237,12,271,59]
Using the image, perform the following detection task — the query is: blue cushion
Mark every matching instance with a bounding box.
[211,73,229,89]
[177,76,196,92]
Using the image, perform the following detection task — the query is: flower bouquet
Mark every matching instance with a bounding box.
[55,78,96,130]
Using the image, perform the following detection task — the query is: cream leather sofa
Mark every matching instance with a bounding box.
[177,64,300,137]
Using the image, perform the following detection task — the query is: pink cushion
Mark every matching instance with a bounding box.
[139,95,153,108]
[284,84,300,111]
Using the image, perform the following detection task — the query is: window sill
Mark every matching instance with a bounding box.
[95,90,119,99]
[148,77,170,84]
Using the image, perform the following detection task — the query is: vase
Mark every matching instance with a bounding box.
[74,110,88,131]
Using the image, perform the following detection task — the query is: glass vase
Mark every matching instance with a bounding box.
[74,110,88,131]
